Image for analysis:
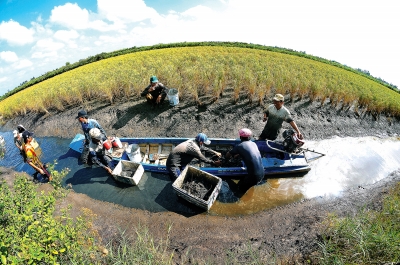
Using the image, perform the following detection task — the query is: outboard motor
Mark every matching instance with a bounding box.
[282,129,305,153]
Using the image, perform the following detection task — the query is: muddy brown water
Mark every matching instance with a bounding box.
[1,131,399,216]
[214,136,400,215]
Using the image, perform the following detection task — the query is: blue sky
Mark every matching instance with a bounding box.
[1,0,399,96]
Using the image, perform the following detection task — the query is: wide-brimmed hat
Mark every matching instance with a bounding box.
[76,110,87,119]
[195,133,211,145]
[273,94,284,102]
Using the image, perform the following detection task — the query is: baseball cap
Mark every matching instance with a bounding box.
[76,110,87,119]
[150,76,158,83]
[195,133,211,145]
[22,131,34,141]
[273,94,284,102]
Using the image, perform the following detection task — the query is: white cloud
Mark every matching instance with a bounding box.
[34,38,65,51]
[49,3,122,32]
[181,5,215,19]
[0,51,18,63]
[31,51,58,59]
[31,20,49,35]
[97,0,160,23]
[30,39,64,59]
[12,59,33,69]
[0,20,34,46]
[0,77,6,83]
[54,30,79,42]
[50,3,91,29]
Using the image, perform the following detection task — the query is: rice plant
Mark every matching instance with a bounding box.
[0,45,399,119]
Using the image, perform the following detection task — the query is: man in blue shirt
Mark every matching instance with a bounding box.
[226,128,264,193]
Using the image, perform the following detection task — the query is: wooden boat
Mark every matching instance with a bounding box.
[69,134,314,177]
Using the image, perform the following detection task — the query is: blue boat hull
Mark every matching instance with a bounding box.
[70,134,311,177]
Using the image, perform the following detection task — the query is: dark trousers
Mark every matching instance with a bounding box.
[88,153,114,170]
[237,174,264,193]
[80,145,90,164]
[259,127,279,141]
[146,93,166,106]
[166,164,187,182]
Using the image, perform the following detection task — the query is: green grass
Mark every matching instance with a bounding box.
[314,182,400,264]
[0,167,100,264]
[0,169,272,264]
[2,165,399,264]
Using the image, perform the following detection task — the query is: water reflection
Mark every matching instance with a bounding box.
[0,131,399,217]
[211,136,400,215]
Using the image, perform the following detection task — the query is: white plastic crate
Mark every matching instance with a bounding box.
[172,166,222,211]
[112,160,144,185]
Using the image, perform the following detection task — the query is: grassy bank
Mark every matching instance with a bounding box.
[314,182,400,264]
[0,166,99,264]
[0,166,175,264]
[1,45,399,120]
[0,166,263,264]
[1,165,398,264]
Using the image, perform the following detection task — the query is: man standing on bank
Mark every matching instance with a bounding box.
[258,94,303,141]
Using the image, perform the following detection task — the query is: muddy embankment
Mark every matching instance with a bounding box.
[1,92,400,263]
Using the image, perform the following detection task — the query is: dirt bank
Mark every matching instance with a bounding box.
[2,91,400,263]
[4,89,400,140]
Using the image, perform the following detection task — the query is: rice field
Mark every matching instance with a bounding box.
[0,45,399,119]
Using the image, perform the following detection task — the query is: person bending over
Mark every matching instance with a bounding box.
[22,131,50,182]
[76,109,108,164]
[166,133,221,181]
[87,128,114,175]
[226,128,264,194]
